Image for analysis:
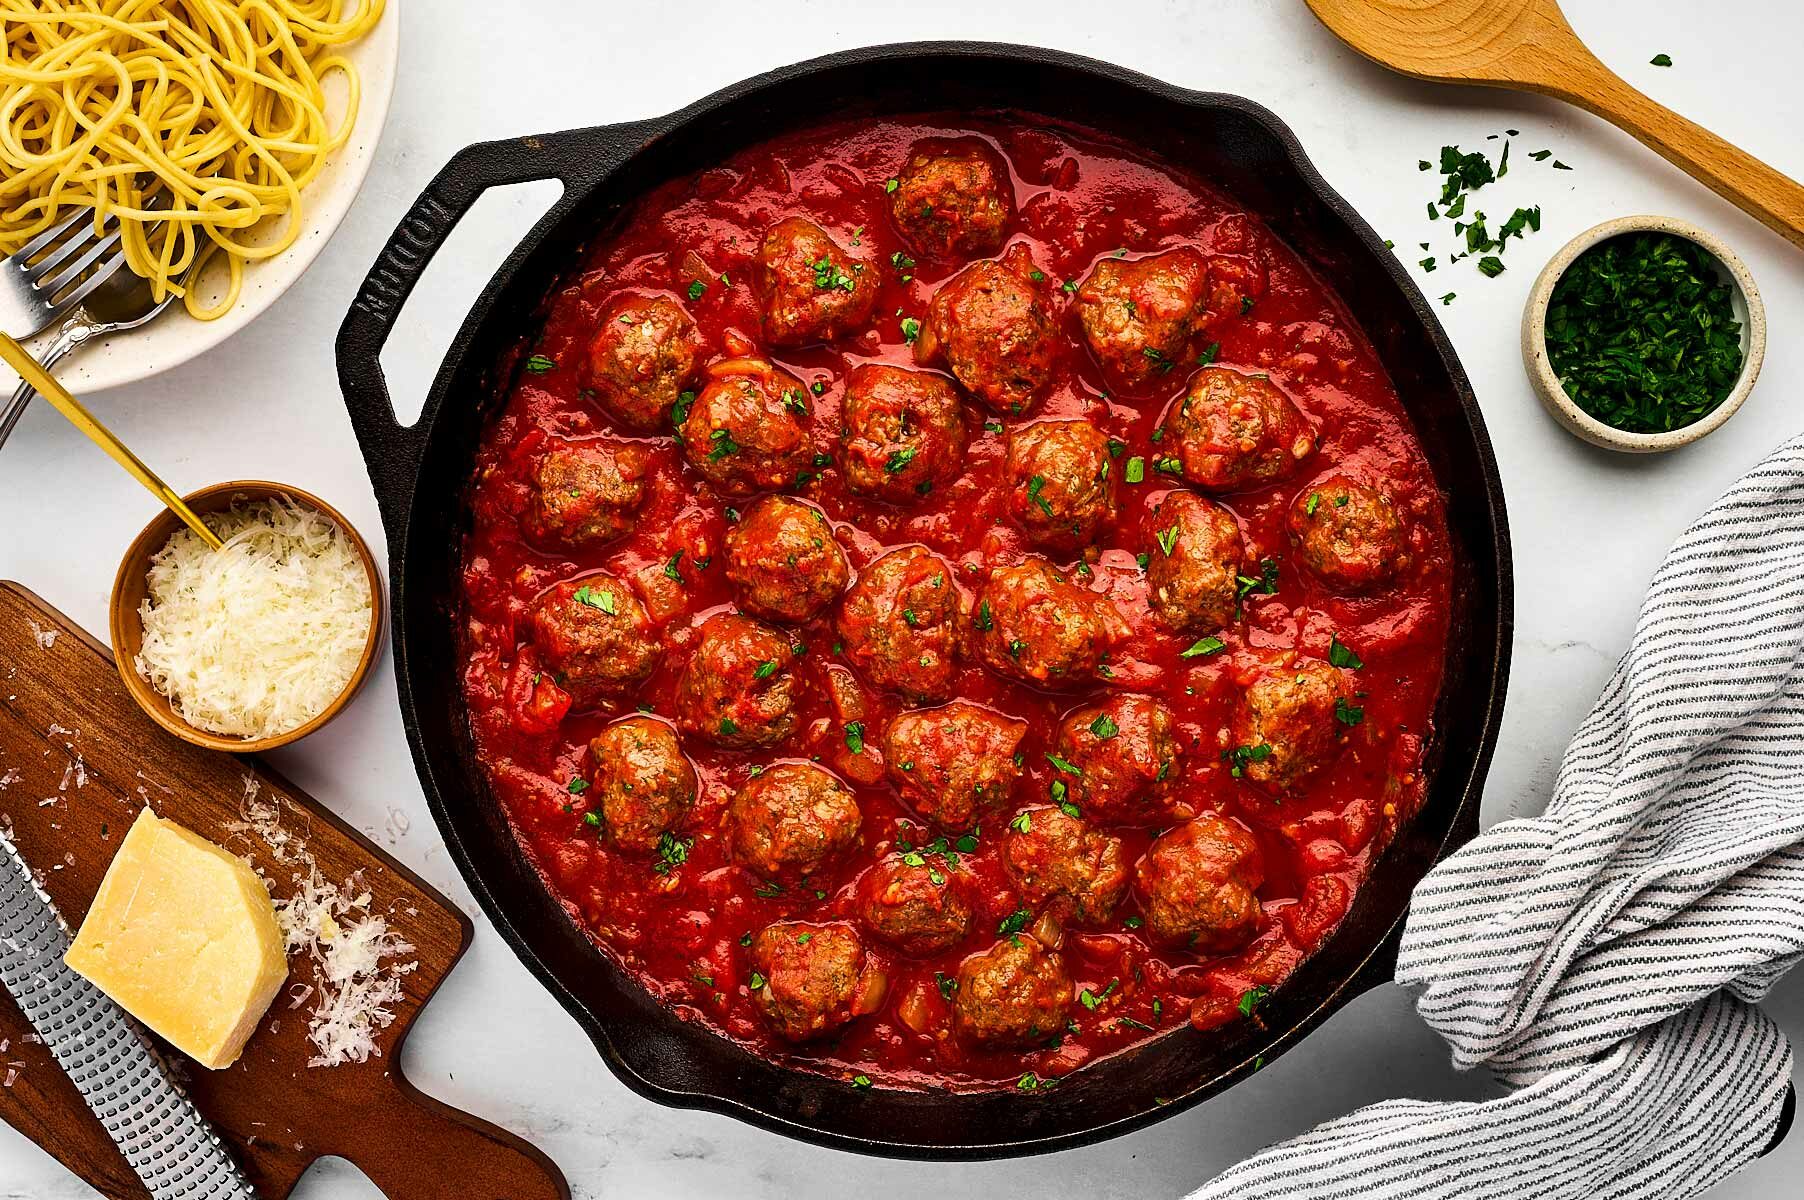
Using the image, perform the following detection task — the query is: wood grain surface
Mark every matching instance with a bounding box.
[1305,0,1804,249]
[0,582,568,1200]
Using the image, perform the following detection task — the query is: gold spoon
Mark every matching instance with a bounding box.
[0,332,223,551]
[1305,0,1804,249]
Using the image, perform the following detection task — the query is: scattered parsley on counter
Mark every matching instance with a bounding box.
[1407,137,1565,294]
[1544,232,1744,434]
[1651,53,1673,67]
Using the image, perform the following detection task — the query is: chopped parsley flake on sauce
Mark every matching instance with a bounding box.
[525,353,555,373]
[1329,635,1365,669]
[686,279,706,301]
[1180,636,1225,659]
[844,721,866,754]
[572,584,616,614]
[1089,712,1119,740]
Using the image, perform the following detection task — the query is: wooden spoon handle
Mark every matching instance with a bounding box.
[1547,60,1804,249]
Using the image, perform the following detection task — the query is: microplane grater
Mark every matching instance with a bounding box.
[0,829,259,1198]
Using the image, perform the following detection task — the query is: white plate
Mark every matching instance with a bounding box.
[9,2,400,396]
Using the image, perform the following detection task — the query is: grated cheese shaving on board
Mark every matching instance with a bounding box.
[134,496,373,740]
[227,777,416,1067]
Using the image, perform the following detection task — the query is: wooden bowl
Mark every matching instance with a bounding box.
[109,481,385,754]
[1521,214,1767,453]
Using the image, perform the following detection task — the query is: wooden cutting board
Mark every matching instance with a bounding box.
[0,582,568,1200]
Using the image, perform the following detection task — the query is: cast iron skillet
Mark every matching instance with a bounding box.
[334,43,1513,1158]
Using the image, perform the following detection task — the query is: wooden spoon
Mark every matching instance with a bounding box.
[1305,0,1804,249]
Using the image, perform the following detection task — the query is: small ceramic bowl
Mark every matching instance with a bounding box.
[1521,215,1766,453]
[110,481,385,754]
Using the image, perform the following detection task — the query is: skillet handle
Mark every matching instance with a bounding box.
[334,122,657,539]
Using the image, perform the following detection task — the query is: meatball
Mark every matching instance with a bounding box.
[679,359,813,498]
[1000,805,1129,928]
[952,935,1071,1048]
[675,613,799,749]
[522,438,650,549]
[1134,812,1264,952]
[857,856,974,956]
[724,496,848,623]
[528,575,659,709]
[726,761,861,885]
[836,545,962,701]
[1145,491,1244,636]
[914,245,1056,415]
[1074,246,1214,389]
[583,293,707,432]
[1005,420,1117,552]
[889,141,1012,260]
[840,364,967,503]
[754,217,880,347]
[1054,694,1181,827]
[883,700,1026,831]
[587,716,695,853]
[975,558,1129,689]
[1231,656,1349,792]
[1165,366,1314,493]
[748,920,886,1042]
[1287,476,1410,592]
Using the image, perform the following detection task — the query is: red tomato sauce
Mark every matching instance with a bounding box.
[456,114,1452,1091]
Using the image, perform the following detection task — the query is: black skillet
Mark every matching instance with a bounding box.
[334,42,1514,1158]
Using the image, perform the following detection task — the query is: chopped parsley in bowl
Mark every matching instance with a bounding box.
[1522,216,1765,453]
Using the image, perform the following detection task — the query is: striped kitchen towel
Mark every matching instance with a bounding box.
[1194,436,1804,1199]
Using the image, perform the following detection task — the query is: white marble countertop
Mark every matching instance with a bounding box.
[3,1,1802,1196]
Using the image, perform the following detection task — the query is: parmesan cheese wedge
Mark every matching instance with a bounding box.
[64,808,288,1069]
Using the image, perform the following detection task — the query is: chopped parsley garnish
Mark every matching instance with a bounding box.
[671,389,695,428]
[753,881,783,898]
[707,428,739,460]
[1123,456,1146,484]
[1044,752,1083,776]
[844,721,866,754]
[884,178,899,193]
[983,419,1004,434]
[974,600,993,631]
[753,660,777,680]
[900,316,921,344]
[652,831,693,875]
[1305,492,1321,516]
[1476,255,1506,278]
[719,717,738,736]
[572,584,616,614]
[1544,232,1744,433]
[809,255,855,292]
[1335,697,1366,727]
[1224,742,1272,779]
[1236,558,1280,603]
[749,971,767,990]
[997,908,1031,936]
[663,551,685,583]
[1180,636,1225,659]
[1026,475,1054,517]
[1090,712,1119,740]
[1238,984,1271,1018]
[852,1074,873,1089]
[566,777,589,794]
[885,447,916,474]
[936,971,958,1000]
[1328,635,1364,669]
[1155,524,1180,556]
[525,353,555,373]
[1650,52,1672,66]
[1079,979,1118,1011]
[686,279,706,301]
[1197,342,1220,367]
[1153,456,1181,475]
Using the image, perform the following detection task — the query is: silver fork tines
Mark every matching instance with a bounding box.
[0,204,140,339]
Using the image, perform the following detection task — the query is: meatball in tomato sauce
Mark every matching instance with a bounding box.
[522,438,650,550]
[953,935,1071,1049]
[975,558,1129,689]
[586,716,695,854]
[1144,490,1244,637]
[840,364,966,504]
[1288,476,1410,592]
[837,545,962,701]
[748,920,886,1042]
[915,244,1056,415]
[527,575,659,709]
[727,761,861,885]
[1134,812,1264,953]
[884,700,1026,832]
[679,359,813,498]
[1074,246,1214,390]
[755,217,879,347]
[1054,694,1181,827]
[1005,419,1117,553]
[724,495,848,623]
[858,855,974,956]
[889,141,1012,261]
[584,293,707,432]
[1231,656,1349,793]
[1000,805,1129,929]
[1165,366,1314,493]
[675,612,799,749]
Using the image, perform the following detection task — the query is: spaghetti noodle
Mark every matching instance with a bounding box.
[0,1,384,320]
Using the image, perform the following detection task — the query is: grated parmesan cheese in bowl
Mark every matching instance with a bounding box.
[131,494,376,742]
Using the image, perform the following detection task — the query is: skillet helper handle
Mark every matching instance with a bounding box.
[335,123,656,537]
